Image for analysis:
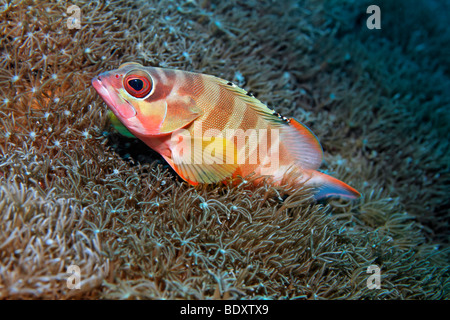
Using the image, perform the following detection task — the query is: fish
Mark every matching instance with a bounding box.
[92,62,361,200]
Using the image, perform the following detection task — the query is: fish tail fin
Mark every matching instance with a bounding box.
[307,170,361,200]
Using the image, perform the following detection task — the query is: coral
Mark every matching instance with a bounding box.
[0,0,448,299]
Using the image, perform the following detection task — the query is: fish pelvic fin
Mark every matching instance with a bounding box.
[108,111,136,138]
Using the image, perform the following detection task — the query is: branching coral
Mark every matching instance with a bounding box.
[0,0,448,300]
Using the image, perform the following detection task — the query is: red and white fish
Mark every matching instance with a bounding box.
[92,62,360,200]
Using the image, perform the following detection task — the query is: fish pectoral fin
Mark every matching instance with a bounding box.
[165,135,238,184]
[160,96,203,133]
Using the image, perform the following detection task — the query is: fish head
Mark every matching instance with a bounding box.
[92,62,202,137]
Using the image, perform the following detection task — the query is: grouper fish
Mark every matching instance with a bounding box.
[92,62,361,200]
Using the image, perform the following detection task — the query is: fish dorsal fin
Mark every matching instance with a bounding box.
[164,131,238,184]
[206,75,286,126]
[206,75,322,170]
[281,117,323,170]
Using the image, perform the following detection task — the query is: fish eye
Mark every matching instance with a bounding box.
[128,79,144,91]
[124,70,152,98]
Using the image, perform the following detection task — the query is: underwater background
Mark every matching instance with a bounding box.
[0,0,448,299]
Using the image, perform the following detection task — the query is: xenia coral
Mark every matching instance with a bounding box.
[0,0,449,299]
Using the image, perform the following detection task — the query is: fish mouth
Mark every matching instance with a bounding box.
[92,76,137,119]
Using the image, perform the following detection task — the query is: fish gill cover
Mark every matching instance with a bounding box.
[0,0,448,299]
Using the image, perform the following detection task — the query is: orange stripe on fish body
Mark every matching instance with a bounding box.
[92,62,361,200]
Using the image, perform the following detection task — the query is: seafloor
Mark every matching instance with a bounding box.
[0,0,448,299]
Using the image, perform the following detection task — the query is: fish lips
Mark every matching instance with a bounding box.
[92,76,137,119]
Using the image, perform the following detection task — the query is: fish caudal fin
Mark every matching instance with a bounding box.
[280,118,360,200]
[307,170,361,200]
